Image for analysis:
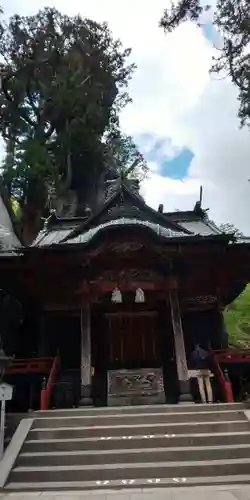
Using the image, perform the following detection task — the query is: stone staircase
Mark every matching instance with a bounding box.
[5,402,250,492]
[4,413,26,450]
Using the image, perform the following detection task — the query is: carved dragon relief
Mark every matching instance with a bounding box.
[86,237,150,254]
[109,241,144,253]
[81,239,160,267]
[89,267,166,288]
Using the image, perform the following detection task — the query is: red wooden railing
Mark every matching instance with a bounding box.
[211,349,234,402]
[6,348,250,408]
[6,357,53,375]
[40,352,60,410]
[213,348,250,364]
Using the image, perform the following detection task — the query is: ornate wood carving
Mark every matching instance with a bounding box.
[109,267,159,281]
[90,268,165,287]
[103,204,142,221]
[109,241,144,253]
[186,295,217,305]
[107,368,166,405]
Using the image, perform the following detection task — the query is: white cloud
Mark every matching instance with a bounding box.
[1,0,250,233]
[121,20,212,137]
[140,74,250,233]
[141,171,201,212]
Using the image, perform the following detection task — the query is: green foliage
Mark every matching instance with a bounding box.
[224,284,250,347]
[211,220,249,346]
[218,222,243,237]
[10,196,21,218]
[103,132,148,199]
[160,0,206,30]
[0,7,140,211]
[160,0,250,127]
[105,133,148,178]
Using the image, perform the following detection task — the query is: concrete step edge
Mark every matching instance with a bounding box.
[35,402,245,412]
[32,410,246,421]
[6,474,250,492]
[24,431,250,444]
[12,457,250,472]
[19,443,250,457]
[30,419,248,431]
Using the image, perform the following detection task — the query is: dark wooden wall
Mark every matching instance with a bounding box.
[182,308,227,352]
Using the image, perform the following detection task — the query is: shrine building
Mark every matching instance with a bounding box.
[1,181,250,409]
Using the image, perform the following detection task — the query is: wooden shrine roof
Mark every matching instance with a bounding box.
[31,182,228,249]
[33,217,192,247]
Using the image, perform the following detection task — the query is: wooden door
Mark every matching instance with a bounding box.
[106,312,158,367]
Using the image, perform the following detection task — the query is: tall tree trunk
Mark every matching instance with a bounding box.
[21,203,42,245]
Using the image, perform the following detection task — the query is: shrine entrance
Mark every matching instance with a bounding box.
[105,311,159,370]
[91,300,177,406]
[92,306,169,406]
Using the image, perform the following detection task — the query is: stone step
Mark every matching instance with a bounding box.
[6,474,250,492]
[34,402,245,418]
[31,410,246,429]
[8,458,250,484]
[4,413,27,450]
[4,404,250,493]
[29,420,250,439]
[16,443,250,467]
[22,431,250,453]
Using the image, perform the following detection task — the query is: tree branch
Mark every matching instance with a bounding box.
[227,39,248,92]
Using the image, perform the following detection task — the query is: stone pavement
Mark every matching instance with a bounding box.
[1,486,250,500]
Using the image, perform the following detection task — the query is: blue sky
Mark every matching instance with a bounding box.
[137,134,194,180]
[202,23,215,43]
[160,148,194,179]
[139,25,215,185]
[202,22,222,47]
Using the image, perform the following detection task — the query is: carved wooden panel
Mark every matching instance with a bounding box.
[108,368,166,405]
[109,242,143,253]
[92,268,165,287]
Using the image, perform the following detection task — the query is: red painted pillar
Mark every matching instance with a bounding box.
[224,380,234,402]
[40,389,48,410]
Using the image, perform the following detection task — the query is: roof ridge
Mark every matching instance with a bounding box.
[60,183,191,244]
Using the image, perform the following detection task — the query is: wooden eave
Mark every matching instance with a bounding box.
[21,229,232,258]
[1,229,249,310]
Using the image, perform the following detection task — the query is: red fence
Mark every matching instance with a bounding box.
[213,348,250,364]
[6,357,54,375]
[40,353,60,410]
[211,350,234,402]
[6,348,250,409]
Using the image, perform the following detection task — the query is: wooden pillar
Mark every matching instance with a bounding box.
[80,303,93,405]
[169,280,193,403]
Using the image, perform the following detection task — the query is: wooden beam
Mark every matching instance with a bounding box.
[76,280,166,295]
[104,311,158,319]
